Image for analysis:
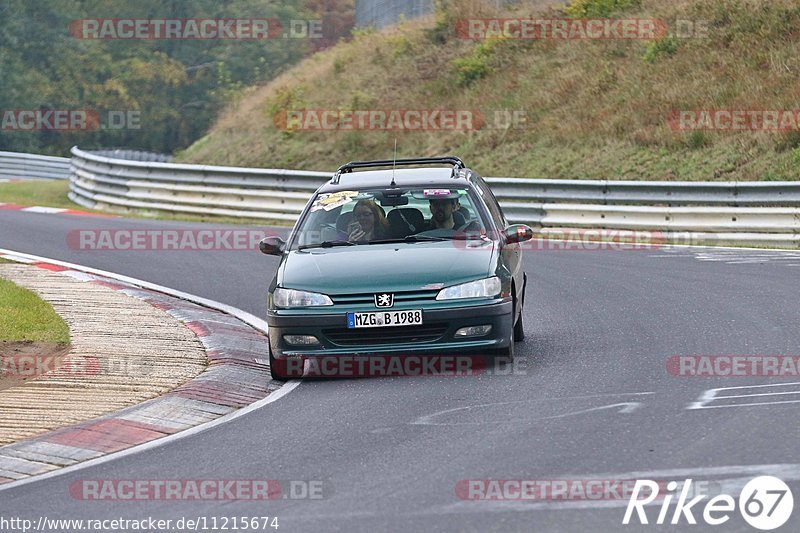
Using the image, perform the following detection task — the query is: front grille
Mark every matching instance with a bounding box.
[323,324,448,345]
[330,290,439,306]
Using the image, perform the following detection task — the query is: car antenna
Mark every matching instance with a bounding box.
[390,138,397,187]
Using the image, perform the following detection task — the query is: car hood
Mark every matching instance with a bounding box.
[279,240,495,294]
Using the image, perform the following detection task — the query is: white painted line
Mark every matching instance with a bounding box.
[0,381,301,493]
[714,390,800,400]
[412,392,653,426]
[0,254,36,263]
[0,248,302,492]
[59,270,102,282]
[687,382,800,410]
[707,381,800,392]
[19,206,67,214]
[692,399,800,409]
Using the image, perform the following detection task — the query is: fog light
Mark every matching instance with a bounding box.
[454,325,492,337]
[283,335,320,346]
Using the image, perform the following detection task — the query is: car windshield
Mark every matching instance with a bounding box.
[291,187,489,251]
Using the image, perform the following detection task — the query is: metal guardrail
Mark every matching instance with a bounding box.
[69,147,330,221]
[89,149,173,163]
[0,151,70,181]
[56,147,800,246]
[488,178,800,206]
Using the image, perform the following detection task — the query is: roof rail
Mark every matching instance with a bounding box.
[331,156,465,183]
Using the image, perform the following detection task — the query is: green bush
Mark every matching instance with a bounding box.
[792,147,800,166]
[777,131,800,152]
[643,36,681,63]
[452,41,495,86]
[566,0,641,17]
[686,131,709,150]
[333,58,346,75]
[452,56,490,86]
[426,17,452,44]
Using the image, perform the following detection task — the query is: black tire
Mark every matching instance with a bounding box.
[269,343,291,381]
[513,277,526,342]
[492,312,515,360]
[513,307,525,342]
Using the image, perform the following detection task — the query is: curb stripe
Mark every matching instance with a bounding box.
[32,262,69,272]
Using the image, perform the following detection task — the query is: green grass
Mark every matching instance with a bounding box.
[0,180,292,227]
[0,276,70,343]
[0,180,79,210]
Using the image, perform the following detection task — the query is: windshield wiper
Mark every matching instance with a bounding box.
[448,232,489,240]
[297,240,356,250]
[368,235,450,244]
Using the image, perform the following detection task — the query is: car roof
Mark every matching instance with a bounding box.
[316,167,476,194]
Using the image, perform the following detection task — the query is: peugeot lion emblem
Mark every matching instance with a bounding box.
[375,293,394,308]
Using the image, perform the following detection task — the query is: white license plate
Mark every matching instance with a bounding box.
[347,309,423,328]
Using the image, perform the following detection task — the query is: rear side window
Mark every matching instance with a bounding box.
[475,179,506,230]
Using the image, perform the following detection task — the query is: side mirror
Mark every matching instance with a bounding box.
[259,236,286,256]
[503,224,534,244]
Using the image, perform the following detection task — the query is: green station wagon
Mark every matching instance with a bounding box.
[259,157,533,379]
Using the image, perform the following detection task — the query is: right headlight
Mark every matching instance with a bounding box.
[435,276,501,300]
[273,287,333,308]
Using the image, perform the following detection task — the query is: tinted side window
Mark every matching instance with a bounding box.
[475,178,505,230]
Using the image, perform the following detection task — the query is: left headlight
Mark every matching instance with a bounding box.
[435,276,501,300]
[273,287,333,308]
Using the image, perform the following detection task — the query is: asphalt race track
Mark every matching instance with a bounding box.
[2,209,799,532]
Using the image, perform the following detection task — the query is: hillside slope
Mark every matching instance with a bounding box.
[178,0,800,180]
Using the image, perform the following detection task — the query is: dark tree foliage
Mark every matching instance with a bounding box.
[0,0,353,156]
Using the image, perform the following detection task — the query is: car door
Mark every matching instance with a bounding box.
[474,177,524,311]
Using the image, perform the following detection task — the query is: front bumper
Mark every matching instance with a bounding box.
[267,299,513,359]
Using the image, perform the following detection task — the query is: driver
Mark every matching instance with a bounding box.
[427,198,460,230]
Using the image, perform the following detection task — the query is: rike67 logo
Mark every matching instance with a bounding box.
[623,476,794,530]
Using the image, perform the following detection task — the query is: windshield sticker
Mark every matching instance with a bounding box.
[423,189,452,197]
[310,191,359,212]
